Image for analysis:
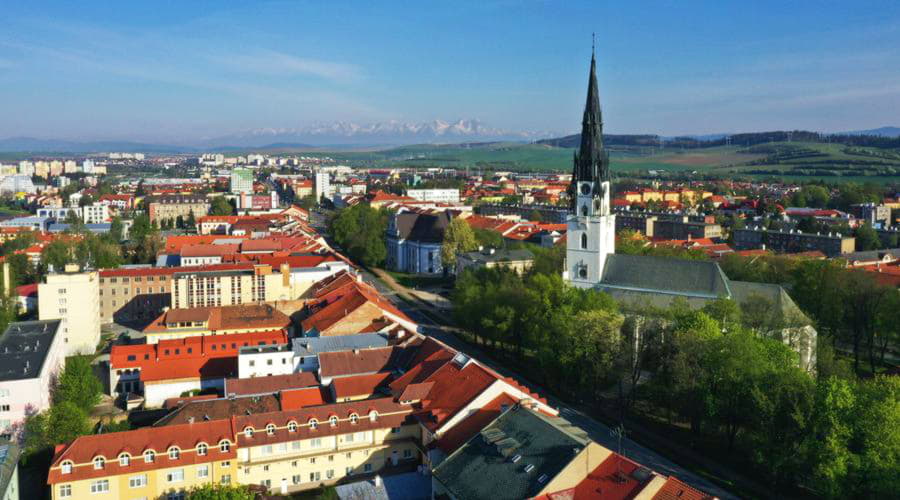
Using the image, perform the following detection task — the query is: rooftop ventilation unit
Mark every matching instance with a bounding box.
[523,464,535,473]
[510,454,522,463]
[537,474,549,484]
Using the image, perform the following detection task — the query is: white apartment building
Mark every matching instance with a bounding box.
[37,266,101,356]
[81,159,95,174]
[0,319,65,437]
[314,172,331,203]
[231,168,254,194]
[81,204,109,224]
[406,188,460,204]
[237,344,295,378]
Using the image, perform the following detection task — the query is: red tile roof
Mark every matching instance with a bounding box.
[225,372,319,396]
[280,386,328,410]
[111,330,287,370]
[144,304,290,334]
[141,356,237,383]
[331,372,393,400]
[417,361,496,432]
[435,392,517,454]
[653,476,715,500]
[48,419,236,484]
[318,346,403,379]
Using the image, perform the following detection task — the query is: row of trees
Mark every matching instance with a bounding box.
[328,204,389,267]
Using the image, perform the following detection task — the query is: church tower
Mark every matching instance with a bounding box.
[564,47,615,288]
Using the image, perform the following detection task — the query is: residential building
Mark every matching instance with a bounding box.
[235,192,279,211]
[385,211,451,275]
[38,266,101,355]
[850,202,891,226]
[0,440,20,500]
[456,248,534,275]
[476,203,569,223]
[314,172,331,203]
[230,168,254,194]
[147,194,210,224]
[405,188,460,204]
[291,334,391,373]
[142,303,291,344]
[732,227,855,257]
[238,344,295,378]
[652,219,722,240]
[0,320,65,437]
[81,203,109,224]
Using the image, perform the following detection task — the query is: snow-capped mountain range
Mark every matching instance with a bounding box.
[202,119,557,147]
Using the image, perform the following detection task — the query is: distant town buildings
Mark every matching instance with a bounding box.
[733,227,856,257]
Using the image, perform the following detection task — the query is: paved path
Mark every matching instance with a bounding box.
[362,268,742,500]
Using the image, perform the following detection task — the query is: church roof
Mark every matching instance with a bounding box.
[599,254,731,299]
[729,280,810,325]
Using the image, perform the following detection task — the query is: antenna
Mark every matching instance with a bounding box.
[592,32,596,55]
[610,424,626,479]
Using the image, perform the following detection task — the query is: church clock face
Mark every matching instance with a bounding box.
[580,183,591,195]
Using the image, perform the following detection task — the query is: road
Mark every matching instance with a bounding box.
[312,207,739,499]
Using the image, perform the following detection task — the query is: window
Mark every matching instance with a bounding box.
[144,450,155,463]
[329,416,338,427]
[309,472,320,482]
[221,461,230,467]
[346,452,352,459]
[310,457,316,464]
[59,484,72,497]
[249,360,255,367]
[197,465,209,478]
[221,474,231,485]
[328,455,334,462]
[168,447,180,460]
[326,469,334,479]
[292,474,302,485]
[345,433,354,443]
[244,427,254,438]
[581,233,588,249]
[263,445,273,456]
[266,423,276,435]
[166,468,184,482]
[119,453,130,466]
[391,427,401,434]
[403,449,413,458]
[349,413,359,425]
[292,441,301,450]
[263,465,270,472]
[267,359,272,365]
[61,461,72,474]
[346,466,353,475]
[197,443,207,456]
[90,479,109,493]
[308,418,318,430]
[364,463,372,473]
[261,479,271,488]
[310,438,322,448]
[93,456,105,470]
[219,440,230,452]
[369,411,378,422]
[129,474,147,488]
[288,421,297,433]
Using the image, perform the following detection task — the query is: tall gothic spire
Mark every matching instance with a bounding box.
[571,44,610,188]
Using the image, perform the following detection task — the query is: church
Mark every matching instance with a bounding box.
[564,49,817,372]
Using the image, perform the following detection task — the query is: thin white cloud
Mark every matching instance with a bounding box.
[211,49,360,82]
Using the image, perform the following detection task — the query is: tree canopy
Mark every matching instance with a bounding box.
[440,217,478,271]
[328,204,388,267]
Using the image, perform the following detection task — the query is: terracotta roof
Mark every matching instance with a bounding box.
[388,339,455,395]
[111,330,287,370]
[180,243,240,257]
[144,304,290,334]
[302,278,413,334]
[397,381,434,402]
[565,453,650,500]
[155,394,281,426]
[435,392,517,454]
[653,476,715,500]
[280,386,328,410]
[225,372,319,396]
[99,262,254,278]
[162,394,219,410]
[48,420,235,484]
[331,372,393,400]
[318,346,404,379]
[141,356,237,383]
[417,361,496,432]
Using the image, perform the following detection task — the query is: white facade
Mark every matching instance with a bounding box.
[386,238,443,275]
[81,159,95,174]
[231,168,254,194]
[180,255,223,267]
[406,189,460,204]
[314,172,332,203]
[143,378,225,408]
[565,180,615,289]
[37,267,101,356]
[0,320,65,437]
[81,204,109,224]
[238,345,296,378]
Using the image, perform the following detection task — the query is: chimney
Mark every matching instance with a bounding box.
[188,416,195,424]
[374,475,383,488]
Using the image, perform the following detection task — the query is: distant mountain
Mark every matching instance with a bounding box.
[201,119,557,148]
[0,137,188,153]
[843,126,900,137]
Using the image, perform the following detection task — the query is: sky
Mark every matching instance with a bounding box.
[2,0,900,142]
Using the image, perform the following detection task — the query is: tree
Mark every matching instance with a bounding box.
[109,216,124,242]
[41,239,73,271]
[185,483,255,500]
[209,196,234,216]
[299,194,317,211]
[562,309,624,397]
[329,204,388,267]
[854,223,881,251]
[46,401,92,446]
[185,210,196,231]
[441,217,478,272]
[56,356,103,411]
[473,228,503,249]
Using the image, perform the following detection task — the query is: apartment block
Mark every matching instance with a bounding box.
[147,194,210,224]
[733,227,856,257]
[37,267,101,356]
[652,219,723,240]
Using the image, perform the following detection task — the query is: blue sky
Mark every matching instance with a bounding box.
[2,1,900,142]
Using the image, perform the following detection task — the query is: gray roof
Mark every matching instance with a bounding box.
[0,440,20,499]
[0,320,62,381]
[394,212,451,243]
[841,248,900,262]
[292,333,389,357]
[730,280,811,326]
[433,405,589,500]
[47,222,111,233]
[599,254,731,299]
[460,248,534,263]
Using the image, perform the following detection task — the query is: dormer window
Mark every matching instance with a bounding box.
[61,461,72,474]
[308,418,318,430]
[369,411,378,422]
[244,427,254,438]
[288,421,297,433]
[266,424,276,435]
[118,453,130,466]
[196,443,208,456]
[219,440,231,453]
[168,447,180,460]
[349,413,359,425]
[144,450,155,463]
[329,416,338,427]
[93,457,105,470]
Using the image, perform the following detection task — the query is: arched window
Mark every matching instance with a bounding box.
[219,440,230,453]
[168,447,180,460]
[288,421,297,433]
[144,450,155,463]
[196,443,208,456]
[61,461,73,474]
[244,427,254,438]
[308,418,318,430]
[581,233,588,249]
[329,416,338,427]
[118,453,130,466]
[349,413,359,425]
[581,205,588,216]
[266,423,276,435]
[93,457,105,470]
[368,411,378,422]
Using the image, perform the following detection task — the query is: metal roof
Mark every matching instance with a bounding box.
[0,320,62,382]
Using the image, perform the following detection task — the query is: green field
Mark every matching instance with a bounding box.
[309,140,900,183]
